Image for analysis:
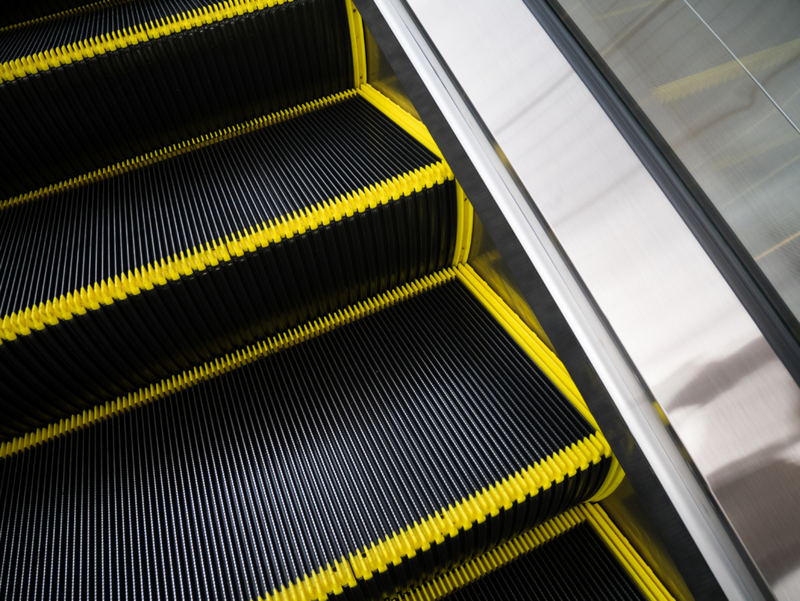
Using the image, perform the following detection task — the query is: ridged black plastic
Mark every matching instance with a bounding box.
[0,97,454,439]
[431,523,647,601]
[0,0,353,200]
[0,279,607,601]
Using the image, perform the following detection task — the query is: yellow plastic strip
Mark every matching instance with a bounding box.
[345,0,366,88]
[460,193,474,263]
[0,128,451,344]
[453,185,465,265]
[401,508,585,601]
[358,84,443,159]
[581,504,674,601]
[400,504,675,601]
[0,0,295,84]
[0,0,130,34]
[454,263,623,501]
[1,91,357,212]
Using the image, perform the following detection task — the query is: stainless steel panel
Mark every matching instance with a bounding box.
[401,0,800,598]
[355,0,760,598]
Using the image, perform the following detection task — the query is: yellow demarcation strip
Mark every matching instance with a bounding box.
[0,0,132,34]
[653,36,800,103]
[455,263,623,501]
[0,92,462,344]
[345,0,366,89]
[0,0,296,84]
[1,267,617,601]
[400,504,675,601]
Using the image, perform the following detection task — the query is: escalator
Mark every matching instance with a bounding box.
[0,1,677,599]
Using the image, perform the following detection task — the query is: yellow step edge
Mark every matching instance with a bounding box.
[0,0,131,34]
[0,269,460,460]
[454,262,624,501]
[400,508,585,601]
[400,504,676,601]
[359,84,443,160]
[1,89,358,211]
[0,159,452,344]
[0,0,295,84]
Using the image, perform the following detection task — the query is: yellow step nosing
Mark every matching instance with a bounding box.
[358,83,443,160]
[581,504,674,601]
[0,0,294,84]
[0,268,458,458]
[0,158,447,342]
[397,503,675,601]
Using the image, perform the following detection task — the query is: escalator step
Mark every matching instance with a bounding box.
[0,0,355,199]
[399,504,674,601]
[0,267,616,601]
[0,90,465,439]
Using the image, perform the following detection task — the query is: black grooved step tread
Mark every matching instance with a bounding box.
[0,278,607,601]
[0,0,353,200]
[0,96,439,317]
[423,522,647,601]
[0,95,456,439]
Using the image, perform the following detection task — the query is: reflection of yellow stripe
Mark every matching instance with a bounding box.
[653,37,800,103]
[596,1,658,21]
[755,227,800,261]
[0,0,131,33]
[0,0,296,84]
[1,268,614,601]
[401,504,675,601]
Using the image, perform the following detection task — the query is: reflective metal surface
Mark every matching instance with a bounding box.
[356,0,800,599]
[398,0,800,598]
[559,0,800,341]
[356,0,749,598]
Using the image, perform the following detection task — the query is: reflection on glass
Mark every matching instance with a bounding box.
[556,0,800,323]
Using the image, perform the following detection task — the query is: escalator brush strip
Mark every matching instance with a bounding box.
[0,93,459,438]
[0,271,612,601]
[0,0,354,200]
[399,504,674,601]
